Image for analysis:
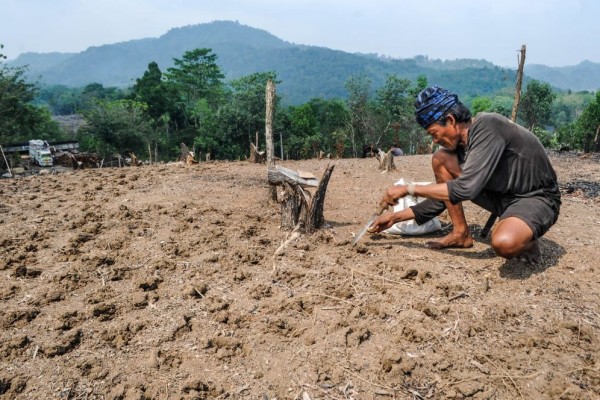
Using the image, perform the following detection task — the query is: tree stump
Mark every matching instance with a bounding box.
[179,143,198,165]
[376,150,396,172]
[305,164,335,233]
[129,152,138,166]
[268,165,335,233]
[279,182,307,230]
[249,142,266,163]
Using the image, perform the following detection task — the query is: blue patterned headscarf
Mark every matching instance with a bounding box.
[414,86,458,128]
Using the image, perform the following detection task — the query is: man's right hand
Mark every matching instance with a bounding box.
[368,212,397,233]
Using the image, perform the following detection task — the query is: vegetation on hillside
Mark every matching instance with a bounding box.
[0,44,63,144]
[1,41,599,164]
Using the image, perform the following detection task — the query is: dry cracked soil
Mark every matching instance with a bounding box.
[1,152,599,399]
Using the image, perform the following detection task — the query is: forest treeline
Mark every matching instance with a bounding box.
[1,44,600,162]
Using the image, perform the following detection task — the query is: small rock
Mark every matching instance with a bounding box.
[401,269,419,279]
[456,381,484,397]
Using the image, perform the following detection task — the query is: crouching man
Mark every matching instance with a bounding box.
[369,86,561,263]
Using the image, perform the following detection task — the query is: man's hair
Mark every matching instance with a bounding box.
[435,102,472,126]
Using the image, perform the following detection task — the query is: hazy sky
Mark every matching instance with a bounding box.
[1,0,598,67]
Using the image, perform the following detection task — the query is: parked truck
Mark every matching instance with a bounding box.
[29,140,53,167]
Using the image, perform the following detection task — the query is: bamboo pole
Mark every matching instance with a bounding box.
[511,45,526,122]
[265,79,277,201]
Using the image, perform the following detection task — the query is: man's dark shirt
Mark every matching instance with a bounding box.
[412,112,560,224]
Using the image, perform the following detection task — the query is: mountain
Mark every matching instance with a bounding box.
[7,20,597,104]
[526,60,600,92]
[9,21,294,86]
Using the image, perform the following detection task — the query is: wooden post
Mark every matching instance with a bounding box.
[265,79,277,201]
[0,145,12,177]
[279,131,284,160]
[265,80,275,166]
[511,44,526,122]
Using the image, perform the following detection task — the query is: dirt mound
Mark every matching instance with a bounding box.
[1,154,599,399]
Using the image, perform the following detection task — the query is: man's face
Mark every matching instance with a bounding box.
[426,120,459,150]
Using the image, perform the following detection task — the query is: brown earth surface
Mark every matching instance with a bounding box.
[1,152,599,399]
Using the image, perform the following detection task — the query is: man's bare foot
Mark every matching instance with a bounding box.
[426,231,474,249]
[517,239,542,264]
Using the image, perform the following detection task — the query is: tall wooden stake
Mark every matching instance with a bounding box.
[279,131,284,160]
[0,145,12,177]
[265,79,277,201]
[511,44,526,122]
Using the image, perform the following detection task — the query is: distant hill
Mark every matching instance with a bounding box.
[526,60,600,92]
[6,21,598,104]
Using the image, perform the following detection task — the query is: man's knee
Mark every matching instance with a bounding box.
[431,149,460,181]
[491,232,520,258]
[491,218,534,258]
[432,149,451,167]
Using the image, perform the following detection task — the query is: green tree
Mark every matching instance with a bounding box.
[79,100,156,158]
[471,96,492,115]
[551,90,595,129]
[0,64,61,143]
[374,75,414,151]
[554,123,577,150]
[78,83,128,112]
[404,75,431,154]
[165,48,226,128]
[37,85,81,115]
[519,80,556,130]
[413,75,428,93]
[305,98,349,156]
[131,62,174,121]
[130,61,183,158]
[217,71,279,158]
[573,91,600,152]
[276,98,349,159]
[286,103,320,159]
[191,98,222,158]
[345,74,375,157]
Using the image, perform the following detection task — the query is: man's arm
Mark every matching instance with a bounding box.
[382,183,451,205]
[369,183,451,233]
